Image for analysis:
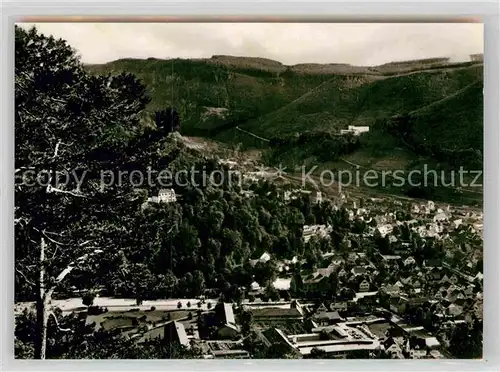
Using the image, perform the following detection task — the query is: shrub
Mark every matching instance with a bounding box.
[82,293,95,307]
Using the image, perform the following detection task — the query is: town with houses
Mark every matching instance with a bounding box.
[54,156,483,360]
[14,23,485,361]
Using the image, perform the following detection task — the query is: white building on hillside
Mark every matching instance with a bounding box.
[158,189,177,203]
[303,224,333,243]
[259,252,271,262]
[142,189,177,209]
[340,125,370,136]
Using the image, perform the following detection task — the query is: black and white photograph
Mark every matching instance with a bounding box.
[14,21,484,360]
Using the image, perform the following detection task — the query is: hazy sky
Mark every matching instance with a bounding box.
[19,22,483,66]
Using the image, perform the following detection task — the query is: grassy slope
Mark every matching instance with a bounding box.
[406,80,483,153]
[238,64,483,138]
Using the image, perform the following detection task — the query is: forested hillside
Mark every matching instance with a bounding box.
[86,56,483,172]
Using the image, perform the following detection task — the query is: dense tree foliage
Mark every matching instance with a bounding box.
[154,107,181,134]
[265,131,361,166]
[15,25,160,358]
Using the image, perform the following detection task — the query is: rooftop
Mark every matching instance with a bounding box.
[251,307,303,318]
[298,340,381,355]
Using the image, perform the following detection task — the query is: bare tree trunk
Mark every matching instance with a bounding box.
[34,238,49,360]
[32,237,100,359]
[34,295,49,359]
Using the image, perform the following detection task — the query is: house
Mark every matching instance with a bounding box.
[427,267,444,281]
[240,190,255,198]
[259,252,271,263]
[261,327,298,354]
[215,303,239,339]
[303,224,333,243]
[389,297,407,315]
[446,304,463,317]
[139,320,190,348]
[340,125,370,136]
[313,311,343,326]
[472,298,483,320]
[400,277,413,287]
[407,333,441,352]
[351,266,367,276]
[248,259,260,267]
[464,299,483,322]
[250,281,261,291]
[423,259,442,268]
[157,189,177,203]
[273,277,291,291]
[303,274,330,292]
[359,279,370,292]
[403,257,416,266]
[382,284,401,295]
[303,264,337,292]
[433,212,448,223]
[250,303,304,324]
[393,281,404,289]
[380,254,402,261]
[330,301,348,312]
[411,204,420,214]
[377,224,393,237]
[411,280,422,289]
[357,208,367,215]
[316,303,329,313]
[440,274,451,284]
[383,336,403,358]
[388,235,398,244]
[142,189,178,208]
[434,286,447,300]
[464,284,475,297]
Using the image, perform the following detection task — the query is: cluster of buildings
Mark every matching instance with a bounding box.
[243,194,483,358]
[106,298,443,359]
[109,159,482,359]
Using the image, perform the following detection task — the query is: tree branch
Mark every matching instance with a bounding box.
[14,217,31,226]
[52,140,62,158]
[48,311,73,333]
[46,185,87,198]
[42,230,69,237]
[42,230,68,246]
[48,97,68,105]
[15,167,35,174]
[16,268,36,287]
[46,248,104,298]
[51,140,74,159]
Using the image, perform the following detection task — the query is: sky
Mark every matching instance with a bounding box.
[19,22,483,66]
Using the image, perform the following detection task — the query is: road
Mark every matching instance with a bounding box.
[15,297,218,315]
